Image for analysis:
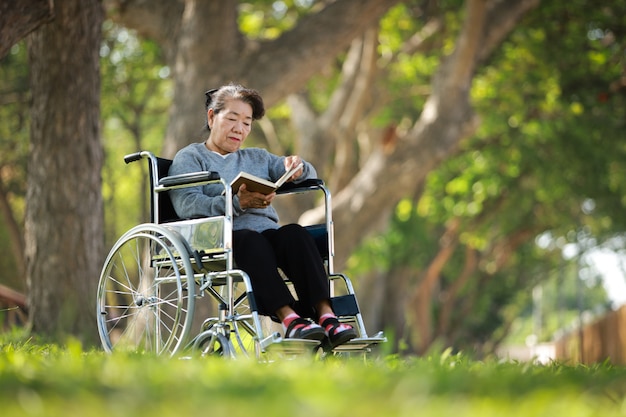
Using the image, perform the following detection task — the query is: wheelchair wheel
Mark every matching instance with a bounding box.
[194,330,232,358]
[197,272,264,358]
[97,224,196,356]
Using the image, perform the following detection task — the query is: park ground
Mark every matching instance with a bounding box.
[1,334,626,417]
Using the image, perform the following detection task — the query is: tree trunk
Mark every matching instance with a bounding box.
[26,0,104,344]
[411,220,460,354]
[436,246,478,340]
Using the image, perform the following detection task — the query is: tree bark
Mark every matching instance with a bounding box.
[0,0,53,59]
[26,0,104,343]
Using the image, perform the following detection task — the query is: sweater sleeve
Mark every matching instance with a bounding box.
[167,145,246,219]
[167,145,317,229]
[297,160,317,182]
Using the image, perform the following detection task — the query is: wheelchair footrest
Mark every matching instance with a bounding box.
[330,332,387,353]
[264,336,322,355]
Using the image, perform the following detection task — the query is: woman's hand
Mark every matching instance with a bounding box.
[237,183,275,209]
[284,155,304,182]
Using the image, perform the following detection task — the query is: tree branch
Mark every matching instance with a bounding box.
[103,0,183,59]
[0,0,53,59]
[246,0,402,105]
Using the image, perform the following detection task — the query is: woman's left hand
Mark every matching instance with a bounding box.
[284,155,304,181]
[237,184,275,209]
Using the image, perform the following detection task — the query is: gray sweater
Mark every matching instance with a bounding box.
[168,142,317,232]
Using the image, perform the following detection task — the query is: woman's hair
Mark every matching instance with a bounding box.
[204,83,265,130]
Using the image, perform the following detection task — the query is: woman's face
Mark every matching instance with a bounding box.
[206,98,253,155]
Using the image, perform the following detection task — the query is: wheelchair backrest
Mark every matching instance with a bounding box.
[150,157,180,224]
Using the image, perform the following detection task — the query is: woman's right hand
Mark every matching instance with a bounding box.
[237,183,275,209]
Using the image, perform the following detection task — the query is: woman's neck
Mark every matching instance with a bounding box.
[205,139,230,158]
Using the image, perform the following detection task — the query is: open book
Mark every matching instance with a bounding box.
[230,163,303,194]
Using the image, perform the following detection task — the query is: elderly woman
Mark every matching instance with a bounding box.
[168,83,356,349]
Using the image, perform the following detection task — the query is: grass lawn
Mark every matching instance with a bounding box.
[1,336,625,417]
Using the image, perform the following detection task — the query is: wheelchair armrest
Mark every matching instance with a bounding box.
[158,171,221,187]
[276,178,325,194]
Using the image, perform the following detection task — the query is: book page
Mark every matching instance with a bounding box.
[275,162,303,188]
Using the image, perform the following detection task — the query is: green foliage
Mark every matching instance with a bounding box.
[239,0,316,39]
[1,341,625,417]
[347,198,441,276]
[346,0,624,354]
[374,2,462,127]
[422,0,626,245]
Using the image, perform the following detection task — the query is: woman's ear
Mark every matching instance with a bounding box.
[207,108,214,129]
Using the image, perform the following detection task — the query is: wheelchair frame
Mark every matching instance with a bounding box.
[96,151,384,358]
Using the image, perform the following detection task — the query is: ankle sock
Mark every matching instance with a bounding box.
[319,313,353,335]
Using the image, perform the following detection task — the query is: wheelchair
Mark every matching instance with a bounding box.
[96,151,385,358]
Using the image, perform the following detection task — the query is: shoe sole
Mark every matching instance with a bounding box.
[326,329,358,350]
[289,328,326,341]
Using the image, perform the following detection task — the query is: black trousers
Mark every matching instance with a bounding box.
[233,224,330,319]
